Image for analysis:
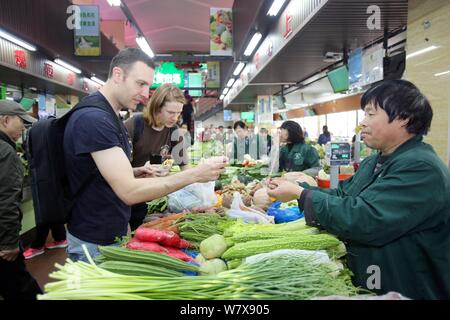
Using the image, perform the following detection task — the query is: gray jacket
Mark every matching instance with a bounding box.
[0,130,23,250]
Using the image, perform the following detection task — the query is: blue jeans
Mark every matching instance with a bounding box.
[66,232,118,263]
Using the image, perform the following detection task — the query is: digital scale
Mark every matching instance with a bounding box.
[325,141,352,188]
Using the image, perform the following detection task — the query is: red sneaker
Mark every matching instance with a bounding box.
[23,247,45,259]
[45,240,68,249]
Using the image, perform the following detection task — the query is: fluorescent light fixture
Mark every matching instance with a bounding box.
[156,54,172,57]
[406,45,439,59]
[107,0,121,6]
[233,62,246,76]
[0,28,36,51]
[222,87,229,95]
[91,76,105,86]
[267,0,286,16]
[219,94,225,100]
[434,70,450,77]
[244,32,262,56]
[136,36,155,58]
[226,78,236,87]
[54,58,81,74]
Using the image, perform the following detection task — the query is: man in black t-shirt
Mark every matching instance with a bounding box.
[64,49,226,262]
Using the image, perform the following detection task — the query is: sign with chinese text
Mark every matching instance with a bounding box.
[44,63,54,78]
[151,62,185,88]
[14,50,27,69]
[74,5,101,56]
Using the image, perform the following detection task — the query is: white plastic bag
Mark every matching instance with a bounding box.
[168,182,217,212]
[227,192,274,224]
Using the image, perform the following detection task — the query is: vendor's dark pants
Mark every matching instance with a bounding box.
[129,202,148,231]
[0,247,42,300]
[31,223,66,249]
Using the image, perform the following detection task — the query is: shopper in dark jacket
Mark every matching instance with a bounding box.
[0,100,42,300]
[267,80,450,299]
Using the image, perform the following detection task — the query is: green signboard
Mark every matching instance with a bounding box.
[151,62,185,88]
[188,73,202,97]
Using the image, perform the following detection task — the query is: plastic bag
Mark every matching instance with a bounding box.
[227,192,274,224]
[244,249,330,265]
[168,182,217,213]
[267,201,304,224]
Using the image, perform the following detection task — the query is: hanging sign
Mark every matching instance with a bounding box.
[210,8,233,56]
[74,5,101,56]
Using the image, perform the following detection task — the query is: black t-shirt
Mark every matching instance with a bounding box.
[181,103,193,123]
[64,92,132,245]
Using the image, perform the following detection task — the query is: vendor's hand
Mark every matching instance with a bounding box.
[0,247,20,262]
[193,157,228,182]
[267,178,304,203]
[284,172,318,187]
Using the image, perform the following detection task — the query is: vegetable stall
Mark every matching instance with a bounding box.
[37,157,367,300]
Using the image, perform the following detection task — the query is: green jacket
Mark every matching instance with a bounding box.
[279,142,320,172]
[301,135,450,299]
[0,131,23,251]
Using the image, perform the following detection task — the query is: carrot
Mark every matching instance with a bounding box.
[166,225,179,234]
[135,228,182,247]
[144,219,175,230]
[140,213,184,228]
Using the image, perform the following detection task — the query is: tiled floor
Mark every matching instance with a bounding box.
[25,247,68,291]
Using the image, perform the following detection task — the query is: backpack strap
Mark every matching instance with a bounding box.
[133,113,144,145]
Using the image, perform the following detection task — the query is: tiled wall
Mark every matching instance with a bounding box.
[405,0,450,166]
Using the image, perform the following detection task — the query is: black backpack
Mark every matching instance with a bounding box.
[26,95,123,226]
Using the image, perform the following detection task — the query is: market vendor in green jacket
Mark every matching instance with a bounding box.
[278,120,321,176]
[267,80,450,300]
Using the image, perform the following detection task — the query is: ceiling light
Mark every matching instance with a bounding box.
[233,62,246,76]
[91,76,105,86]
[222,87,229,95]
[0,28,36,51]
[106,0,121,6]
[244,32,262,56]
[406,45,439,59]
[267,0,286,16]
[226,78,236,87]
[219,94,225,100]
[54,58,81,74]
[434,70,450,77]
[136,36,155,58]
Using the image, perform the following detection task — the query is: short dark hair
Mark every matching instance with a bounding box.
[281,120,304,144]
[108,48,154,79]
[260,127,268,134]
[218,125,224,129]
[361,80,433,135]
[233,120,246,130]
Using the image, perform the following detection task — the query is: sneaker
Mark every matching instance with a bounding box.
[23,247,45,259]
[45,240,68,249]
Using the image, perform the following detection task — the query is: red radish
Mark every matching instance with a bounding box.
[177,239,193,249]
[127,239,168,253]
[164,246,193,262]
[135,228,181,246]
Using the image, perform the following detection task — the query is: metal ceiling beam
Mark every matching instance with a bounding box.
[153,55,233,62]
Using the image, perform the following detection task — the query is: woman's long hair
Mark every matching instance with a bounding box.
[280,120,305,144]
[143,83,186,127]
